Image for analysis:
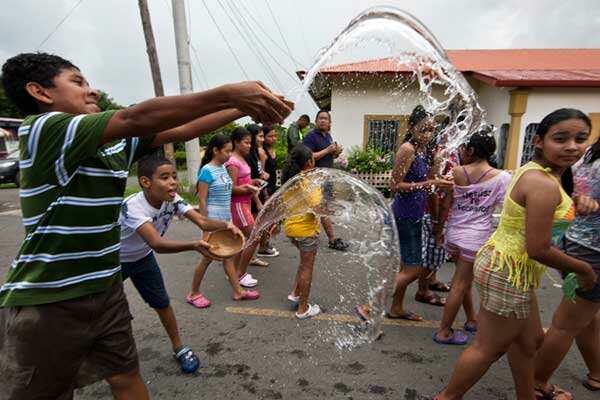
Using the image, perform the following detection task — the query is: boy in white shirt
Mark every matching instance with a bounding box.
[119,155,241,373]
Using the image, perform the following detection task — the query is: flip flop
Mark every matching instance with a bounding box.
[355,305,371,321]
[415,292,446,307]
[429,281,451,292]
[463,321,478,333]
[386,311,423,321]
[534,384,572,399]
[433,330,469,345]
[582,375,600,391]
[250,258,269,267]
[287,294,300,304]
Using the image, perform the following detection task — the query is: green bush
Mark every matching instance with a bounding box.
[174,150,187,170]
[347,146,392,173]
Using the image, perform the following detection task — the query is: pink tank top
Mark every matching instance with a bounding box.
[445,169,512,253]
[225,156,253,204]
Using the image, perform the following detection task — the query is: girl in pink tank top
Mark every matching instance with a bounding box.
[433,130,511,345]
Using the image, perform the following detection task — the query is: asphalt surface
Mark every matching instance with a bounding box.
[0,187,592,400]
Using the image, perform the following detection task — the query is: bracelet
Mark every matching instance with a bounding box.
[431,219,440,224]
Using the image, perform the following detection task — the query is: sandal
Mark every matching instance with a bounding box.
[328,238,349,251]
[534,384,572,399]
[232,290,260,301]
[186,293,211,308]
[355,304,371,321]
[250,258,269,267]
[433,330,469,345]
[583,374,600,391]
[386,311,423,321]
[463,321,477,333]
[174,347,201,373]
[296,304,322,319]
[429,281,451,292]
[415,292,446,307]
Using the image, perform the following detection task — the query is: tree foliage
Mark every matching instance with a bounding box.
[97,90,125,111]
[0,85,25,118]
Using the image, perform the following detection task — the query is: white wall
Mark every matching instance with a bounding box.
[518,87,600,164]
[474,83,512,131]
[329,76,447,152]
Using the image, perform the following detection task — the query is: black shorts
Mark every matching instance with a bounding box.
[564,238,600,303]
[122,252,170,309]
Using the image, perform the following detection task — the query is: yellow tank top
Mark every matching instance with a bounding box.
[480,161,575,290]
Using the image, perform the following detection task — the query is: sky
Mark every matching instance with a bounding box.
[1,0,599,122]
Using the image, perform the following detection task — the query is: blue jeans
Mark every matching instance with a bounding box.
[396,217,423,265]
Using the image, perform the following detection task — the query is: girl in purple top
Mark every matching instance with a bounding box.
[358,106,453,322]
[434,130,511,345]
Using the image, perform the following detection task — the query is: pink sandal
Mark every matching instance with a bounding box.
[232,290,260,301]
[186,293,211,308]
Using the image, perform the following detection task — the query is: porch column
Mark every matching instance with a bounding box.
[589,112,600,144]
[504,89,529,170]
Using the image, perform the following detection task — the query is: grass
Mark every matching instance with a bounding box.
[0,183,18,189]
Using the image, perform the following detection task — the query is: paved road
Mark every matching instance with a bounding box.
[0,187,591,400]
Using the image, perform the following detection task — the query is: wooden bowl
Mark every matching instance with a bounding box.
[206,229,245,258]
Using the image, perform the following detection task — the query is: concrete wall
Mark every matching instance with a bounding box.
[329,76,448,152]
[518,87,600,164]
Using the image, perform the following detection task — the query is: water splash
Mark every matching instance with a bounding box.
[249,169,398,348]
[249,7,490,349]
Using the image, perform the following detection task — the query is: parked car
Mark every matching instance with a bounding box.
[0,150,19,187]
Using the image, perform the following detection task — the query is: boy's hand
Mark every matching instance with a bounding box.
[577,264,597,291]
[193,240,217,259]
[224,81,293,124]
[226,222,243,239]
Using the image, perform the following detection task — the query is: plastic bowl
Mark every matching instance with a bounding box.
[206,229,245,258]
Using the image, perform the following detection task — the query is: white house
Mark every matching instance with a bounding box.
[298,49,600,169]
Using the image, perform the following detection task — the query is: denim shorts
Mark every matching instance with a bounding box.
[396,217,423,265]
[564,238,600,303]
[122,252,170,309]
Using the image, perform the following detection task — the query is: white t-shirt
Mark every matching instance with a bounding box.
[119,191,193,262]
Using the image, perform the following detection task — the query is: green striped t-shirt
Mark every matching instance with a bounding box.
[0,111,155,307]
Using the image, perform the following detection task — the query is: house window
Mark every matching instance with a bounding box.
[363,115,408,154]
[496,123,509,169]
[520,123,539,165]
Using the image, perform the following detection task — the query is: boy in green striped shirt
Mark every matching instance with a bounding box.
[0,52,291,399]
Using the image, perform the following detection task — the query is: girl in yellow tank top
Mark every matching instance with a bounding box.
[436,109,596,400]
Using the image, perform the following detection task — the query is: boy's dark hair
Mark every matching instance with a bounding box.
[315,110,330,121]
[1,52,79,115]
[299,114,310,122]
[137,154,174,180]
[281,143,313,184]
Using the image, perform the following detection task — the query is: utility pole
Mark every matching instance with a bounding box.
[172,0,201,189]
[138,0,175,161]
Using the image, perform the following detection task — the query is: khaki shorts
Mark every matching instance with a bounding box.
[474,247,533,320]
[289,235,319,252]
[0,281,138,399]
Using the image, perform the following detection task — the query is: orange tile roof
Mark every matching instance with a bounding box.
[310,49,600,86]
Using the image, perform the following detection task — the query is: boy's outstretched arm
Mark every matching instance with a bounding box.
[136,221,211,255]
[184,209,243,238]
[152,109,244,146]
[101,81,292,144]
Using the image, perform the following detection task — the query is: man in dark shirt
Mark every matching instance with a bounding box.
[302,110,348,251]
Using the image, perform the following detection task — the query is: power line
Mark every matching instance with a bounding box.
[238,0,306,70]
[228,1,300,84]
[216,0,284,91]
[262,0,298,69]
[201,0,250,80]
[37,0,85,50]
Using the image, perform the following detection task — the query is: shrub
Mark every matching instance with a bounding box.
[347,146,392,173]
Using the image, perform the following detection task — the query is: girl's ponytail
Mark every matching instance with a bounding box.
[282,143,313,184]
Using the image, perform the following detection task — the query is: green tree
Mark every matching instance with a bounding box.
[0,85,25,118]
[97,90,125,111]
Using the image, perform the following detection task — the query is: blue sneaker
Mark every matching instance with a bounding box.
[175,347,201,373]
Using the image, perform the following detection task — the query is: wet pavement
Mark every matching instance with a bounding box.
[0,187,592,400]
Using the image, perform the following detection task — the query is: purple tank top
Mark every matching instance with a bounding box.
[392,152,429,219]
